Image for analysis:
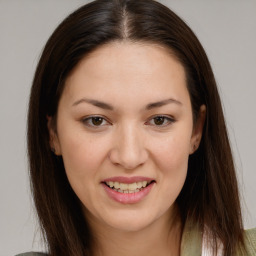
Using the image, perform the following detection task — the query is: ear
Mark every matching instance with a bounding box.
[47,116,62,156]
[190,105,206,154]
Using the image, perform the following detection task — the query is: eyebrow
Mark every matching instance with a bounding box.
[145,98,182,110]
[72,97,182,110]
[72,98,114,110]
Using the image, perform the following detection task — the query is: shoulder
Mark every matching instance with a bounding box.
[243,228,256,255]
[15,253,48,256]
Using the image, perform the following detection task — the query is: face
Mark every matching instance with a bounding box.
[49,42,205,233]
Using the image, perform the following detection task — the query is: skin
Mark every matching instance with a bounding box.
[49,41,205,256]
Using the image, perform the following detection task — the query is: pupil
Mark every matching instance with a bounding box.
[92,117,103,126]
[154,116,164,125]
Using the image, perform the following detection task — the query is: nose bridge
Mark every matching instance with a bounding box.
[109,122,147,169]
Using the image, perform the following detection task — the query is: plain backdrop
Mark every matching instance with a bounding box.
[0,0,255,255]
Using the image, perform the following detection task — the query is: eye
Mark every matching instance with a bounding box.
[82,116,110,127]
[146,115,175,126]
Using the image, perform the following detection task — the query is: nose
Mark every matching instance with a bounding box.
[108,124,148,170]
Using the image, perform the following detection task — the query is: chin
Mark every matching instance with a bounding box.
[100,207,166,233]
[108,217,154,232]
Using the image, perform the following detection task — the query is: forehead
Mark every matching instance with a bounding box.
[69,41,184,79]
[62,41,190,109]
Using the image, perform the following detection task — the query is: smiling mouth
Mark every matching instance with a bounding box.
[104,180,155,194]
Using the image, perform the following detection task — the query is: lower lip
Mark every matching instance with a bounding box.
[102,182,155,204]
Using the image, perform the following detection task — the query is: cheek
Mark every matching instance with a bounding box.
[149,131,191,199]
[151,131,191,171]
[59,129,107,171]
[57,129,110,194]
[158,142,189,189]
[58,132,111,210]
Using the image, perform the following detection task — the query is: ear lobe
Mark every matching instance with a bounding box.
[190,105,206,154]
[47,116,62,155]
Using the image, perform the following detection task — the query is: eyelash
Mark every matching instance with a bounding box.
[146,115,175,127]
[81,115,175,128]
[82,116,111,128]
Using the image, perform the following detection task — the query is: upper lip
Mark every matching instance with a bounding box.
[102,176,155,184]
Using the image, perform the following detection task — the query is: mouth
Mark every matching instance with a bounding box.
[104,180,155,194]
[101,176,156,203]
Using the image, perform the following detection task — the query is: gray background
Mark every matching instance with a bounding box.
[0,0,255,255]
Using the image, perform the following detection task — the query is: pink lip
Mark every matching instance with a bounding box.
[102,176,154,184]
[102,179,155,204]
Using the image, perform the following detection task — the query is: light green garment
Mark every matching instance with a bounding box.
[241,228,256,256]
[16,253,47,256]
[180,222,256,256]
[16,225,256,256]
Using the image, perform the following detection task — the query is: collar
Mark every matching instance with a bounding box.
[180,221,202,256]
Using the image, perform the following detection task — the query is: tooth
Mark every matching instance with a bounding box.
[136,182,143,188]
[114,181,120,189]
[128,182,137,190]
[107,180,151,192]
[120,183,128,190]
[142,181,147,187]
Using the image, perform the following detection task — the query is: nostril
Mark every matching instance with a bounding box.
[108,144,148,170]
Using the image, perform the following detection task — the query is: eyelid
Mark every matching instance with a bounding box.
[81,114,175,128]
[145,115,175,126]
[82,115,112,128]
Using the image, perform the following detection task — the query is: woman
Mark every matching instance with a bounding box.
[18,0,256,255]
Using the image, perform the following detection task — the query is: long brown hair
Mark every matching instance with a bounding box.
[27,0,244,255]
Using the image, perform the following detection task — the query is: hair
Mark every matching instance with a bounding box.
[27,0,245,255]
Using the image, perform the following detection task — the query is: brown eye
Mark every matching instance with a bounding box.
[153,116,165,125]
[82,116,110,128]
[91,117,104,126]
[146,115,175,127]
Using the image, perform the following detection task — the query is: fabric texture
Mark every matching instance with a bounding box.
[243,228,256,256]
[180,222,256,256]
[16,225,256,256]
[16,253,47,256]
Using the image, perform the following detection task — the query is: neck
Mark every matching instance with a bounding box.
[87,207,182,256]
